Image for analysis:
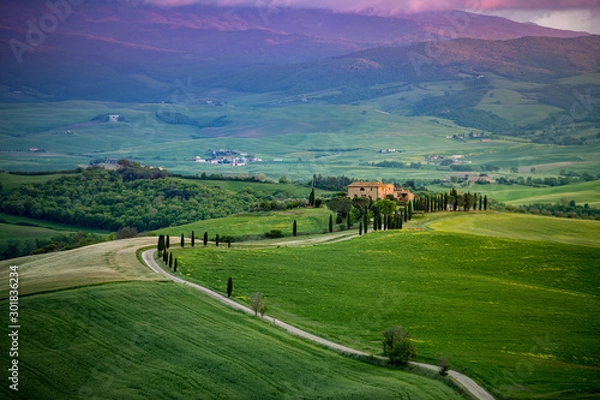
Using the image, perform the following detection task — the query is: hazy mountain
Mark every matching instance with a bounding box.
[0,1,592,102]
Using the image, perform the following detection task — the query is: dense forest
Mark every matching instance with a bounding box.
[0,167,286,232]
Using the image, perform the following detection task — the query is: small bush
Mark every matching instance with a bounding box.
[556,211,564,218]
[264,229,284,239]
[567,212,577,219]
[437,357,450,376]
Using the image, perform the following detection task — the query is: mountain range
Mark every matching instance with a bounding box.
[0,1,597,103]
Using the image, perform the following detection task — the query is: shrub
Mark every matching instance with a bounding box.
[567,212,577,219]
[437,357,450,376]
[529,208,540,215]
[556,211,564,218]
[382,326,416,366]
[265,229,284,239]
[116,226,138,239]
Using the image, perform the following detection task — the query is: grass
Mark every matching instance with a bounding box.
[0,172,69,193]
[464,180,600,208]
[172,215,600,399]
[0,222,63,242]
[157,208,336,240]
[0,284,464,399]
[426,212,600,248]
[0,237,162,298]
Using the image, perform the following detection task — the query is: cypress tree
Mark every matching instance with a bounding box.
[398,213,403,229]
[309,188,315,207]
[329,215,333,233]
[168,252,173,269]
[162,248,168,263]
[203,232,208,246]
[227,277,233,298]
[157,235,163,252]
[181,233,185,248]
[216,234,219,247]
[473,193,478,211]
[359,221,363,236]
[174,258,177,272]
[363,214,368,234]
[408,203,413,220]
[227,239,231,248]
[293,220,297,237]
[484,195,488,211]
[166,235,170,249]
[479,195,483,211]
[347,213,351,230]
[387,214,392,230]
[191,231,195,247]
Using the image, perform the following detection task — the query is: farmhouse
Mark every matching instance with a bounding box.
[347,181,415,202]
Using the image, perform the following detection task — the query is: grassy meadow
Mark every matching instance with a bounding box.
[157,208,336,241]
[170,213,600,399]
[0,248,463,399]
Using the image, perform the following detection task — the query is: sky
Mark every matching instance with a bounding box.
[145,0,600,34]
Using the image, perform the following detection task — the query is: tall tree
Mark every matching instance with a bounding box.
[203,231,208,246]
[484,195,488,211]
[227,277,233,298]
[180,233,185,248]
[363,213,368,234]
[309,188,315,207]
[215,234,220,247]
[158,235,164,252]
[166,235,170,249]
[191,231,195,247]
[329,214,333,233]
[359,221,363,236]
[174,258,177,272]
[293,220,297,237]
[168,252,173,269]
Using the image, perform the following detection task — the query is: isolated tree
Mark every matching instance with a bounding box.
[174,258,178,272]
[437,357,450,376]
[191,231,195,247]
[309,188,315,207]
[180,233,185,248]
[250,292,267,317]
[168,252,173,269]
[329,214,333,233]
[158,234,164,252]
[382,326,416,366]
[293,220,297,237]
[203,231,208,246]
[215,234,219,247]
[227,239,231,248]
[227,277,233,298]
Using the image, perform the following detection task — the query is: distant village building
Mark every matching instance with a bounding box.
[347,181,415,202]
[108,114,120,123]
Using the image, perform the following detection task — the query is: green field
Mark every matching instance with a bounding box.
[462,180,600,208]
[0,245,463,399]
[170,214,600,399]
[1,98,599,183]
[157,208,336,241]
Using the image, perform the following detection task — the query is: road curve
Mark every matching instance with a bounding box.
[142,249,494,400]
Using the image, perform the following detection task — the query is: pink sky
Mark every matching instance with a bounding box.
[146,0,600,33]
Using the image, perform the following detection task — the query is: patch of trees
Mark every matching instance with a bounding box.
[250,199,307,212]
[91,113,125,122]
[309,174,355,191]
[372,161,421,169]
[508,201,599,220]
[0,231,105,261]
[496,172,599,187]
[0,167,277,232]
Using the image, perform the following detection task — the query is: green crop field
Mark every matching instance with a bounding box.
[0,240,463,399]
[157,208,336,241]
[171,214,600,399]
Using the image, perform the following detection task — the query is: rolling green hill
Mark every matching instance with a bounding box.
[0,239,463,399]
[171,214,600,399]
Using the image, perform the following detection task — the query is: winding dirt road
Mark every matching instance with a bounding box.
[142,249,494,400]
